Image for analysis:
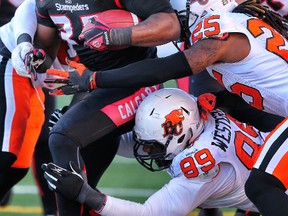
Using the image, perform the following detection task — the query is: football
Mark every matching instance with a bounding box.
[95,9,141,28]
[82,9,141,50]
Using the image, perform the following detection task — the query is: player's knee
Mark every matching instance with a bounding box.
[49,133,71,151]
[49,132,80,163]
[0,152,16,172]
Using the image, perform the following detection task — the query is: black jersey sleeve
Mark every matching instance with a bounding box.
[35,0,57,28]
[120,0,175,20]
[96,51,192,88]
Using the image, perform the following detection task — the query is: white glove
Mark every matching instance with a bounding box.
[11,42,33,78]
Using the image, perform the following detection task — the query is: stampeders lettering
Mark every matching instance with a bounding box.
[55,3,89,12]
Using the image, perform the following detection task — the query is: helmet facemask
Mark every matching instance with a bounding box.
[133,133,173,172]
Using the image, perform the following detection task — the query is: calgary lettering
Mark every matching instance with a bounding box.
[118,86,158,119]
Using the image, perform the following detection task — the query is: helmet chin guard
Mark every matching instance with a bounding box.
[133,134,173,172]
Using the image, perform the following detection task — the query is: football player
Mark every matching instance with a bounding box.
[0,0,46,207]
[0,0,23,207]
[46,0,288,215]
[0,0,61,214]
[42,88,264,216]
[0,0,79,214]
[29,0,181,215]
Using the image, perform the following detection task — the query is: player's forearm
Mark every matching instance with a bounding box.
[131,12,180,46]
[13,0,37,44]
[96,51,192,88]
[110,13,180,47]
[99,196,146,215]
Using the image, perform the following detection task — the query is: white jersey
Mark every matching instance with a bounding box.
[191,11,288,117]
[102,109,267,216]
[0,0,37,52]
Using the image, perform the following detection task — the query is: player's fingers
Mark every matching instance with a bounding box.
[49,87,65,96]
[44,78,70,84]
[78,33,85,41]
[47,69,69,78]
[83,41,90,48]
[46,163,70,176]
[66,59,86,71]
[43,172,57,192]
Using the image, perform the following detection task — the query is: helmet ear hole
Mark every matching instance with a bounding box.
[177,134,185,143]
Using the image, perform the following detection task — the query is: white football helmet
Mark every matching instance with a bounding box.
[133,88,204,171]
[171,0,237,47]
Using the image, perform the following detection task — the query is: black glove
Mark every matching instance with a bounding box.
[48,106,69,130]
[41,161,107,212]
[45,60,96,95]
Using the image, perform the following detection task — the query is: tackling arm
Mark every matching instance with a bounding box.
[45,33,250,94]
[42,160,224,216]
[12,0,37,44]
[97,33,250,87]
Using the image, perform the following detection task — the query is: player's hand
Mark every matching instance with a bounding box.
[42,162,83,200]
[79,16,111,51]
[197,93,216,120]
[41,161,107,211]
[11,42,46,78]
[11,42,33,78]
[24,48,46,78]
[45,59,97,95]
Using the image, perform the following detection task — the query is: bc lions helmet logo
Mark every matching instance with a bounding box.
[161,109,184,137]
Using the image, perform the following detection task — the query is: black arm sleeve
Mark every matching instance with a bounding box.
[17,34,32,44]
[96,51,193,88]
[213,89,248,109]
